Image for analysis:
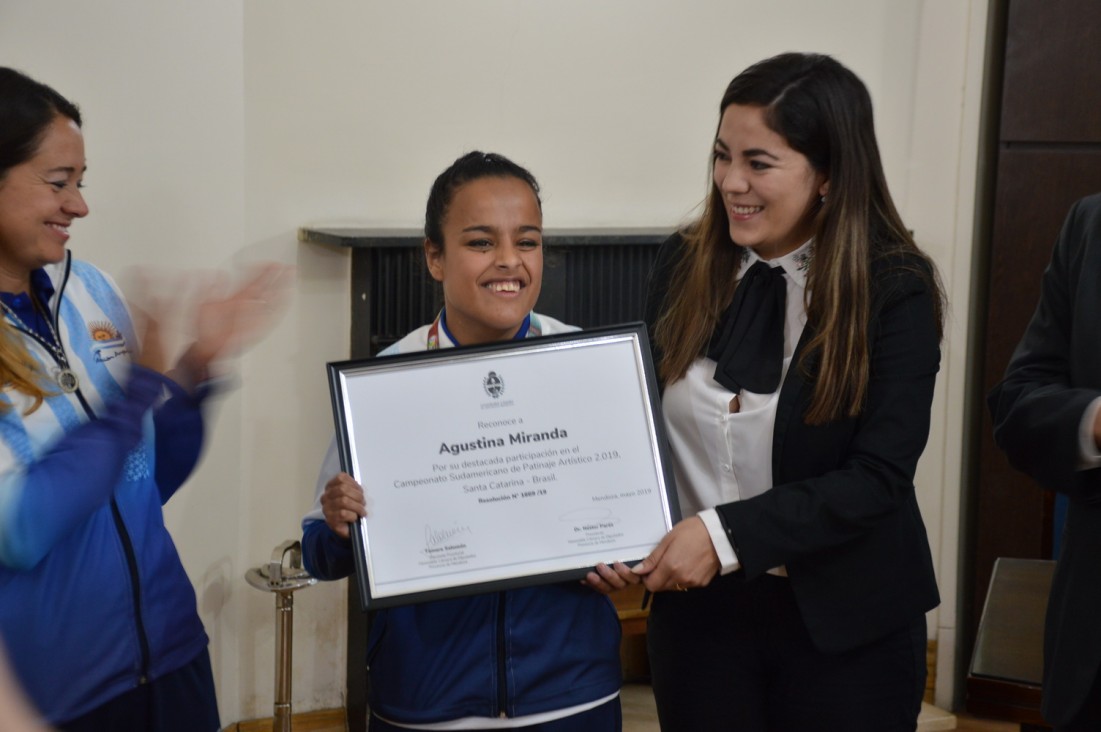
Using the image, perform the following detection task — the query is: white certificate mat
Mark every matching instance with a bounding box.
[328,323,679,609]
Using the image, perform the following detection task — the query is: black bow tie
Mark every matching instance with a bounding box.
[707,260,787,394]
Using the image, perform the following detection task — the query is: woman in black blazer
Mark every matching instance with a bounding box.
[633,53,945,731]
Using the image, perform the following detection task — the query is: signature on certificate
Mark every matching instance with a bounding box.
[424,523,474,549]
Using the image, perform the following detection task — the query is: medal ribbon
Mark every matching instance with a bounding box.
[426,310,537,350]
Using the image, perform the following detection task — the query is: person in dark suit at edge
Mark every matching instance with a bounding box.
[989,193,1101,731]
[618,52,946,731]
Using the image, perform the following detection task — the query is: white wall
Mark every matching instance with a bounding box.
[1,0,987,722]
[904,1,990,709]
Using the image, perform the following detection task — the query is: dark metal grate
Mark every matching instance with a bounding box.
[367,248,442,353]
[557,244,660,328]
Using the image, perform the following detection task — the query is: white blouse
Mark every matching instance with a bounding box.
[661,239,812,575]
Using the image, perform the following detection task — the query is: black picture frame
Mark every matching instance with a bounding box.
[327,322,679,610]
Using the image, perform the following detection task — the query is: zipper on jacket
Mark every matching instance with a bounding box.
[110,499,152,683]
[496,591,508,718]
[39,257,153,685]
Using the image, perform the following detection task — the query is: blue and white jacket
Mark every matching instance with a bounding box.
[0,254,209,723]
[302,312,622,727]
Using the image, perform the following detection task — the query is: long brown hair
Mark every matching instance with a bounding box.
[0,68,81,413]
[655,53,944,424]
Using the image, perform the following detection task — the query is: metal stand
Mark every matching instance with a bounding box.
[246,540,317,732]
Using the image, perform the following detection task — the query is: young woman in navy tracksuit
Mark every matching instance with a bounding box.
[302,152,631,731]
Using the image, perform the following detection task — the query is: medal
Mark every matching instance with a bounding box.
[55,367,79,393]
[1,295,81,396]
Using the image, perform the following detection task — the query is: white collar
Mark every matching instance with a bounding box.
[739,239,813,289]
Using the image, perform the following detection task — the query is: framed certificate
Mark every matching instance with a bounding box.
[328,322,680,610]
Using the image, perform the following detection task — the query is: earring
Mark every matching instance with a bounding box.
[819,195,827,204]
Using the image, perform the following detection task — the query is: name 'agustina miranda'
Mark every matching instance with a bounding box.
[439,428,568,456]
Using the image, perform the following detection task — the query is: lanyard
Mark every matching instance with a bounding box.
[425,310,539,350]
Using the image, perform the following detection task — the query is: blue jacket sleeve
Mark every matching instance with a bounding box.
[0,366,166,570]
[151,379,210,504]
[301,519,354,580]
[301,437,356,580]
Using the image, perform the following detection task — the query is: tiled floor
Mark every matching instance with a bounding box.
[954,715,1021,732]
[622,684,660,732]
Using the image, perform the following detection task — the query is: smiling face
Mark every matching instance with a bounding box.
[425,175,543,345]
[0,114,88,293]
[712,103,827,261]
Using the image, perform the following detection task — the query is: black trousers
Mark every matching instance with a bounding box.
[57,648,220,732]
[1053,665,1101,731]
[647,573,926,732]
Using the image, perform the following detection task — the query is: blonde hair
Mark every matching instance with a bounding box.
[0,321,50,414]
